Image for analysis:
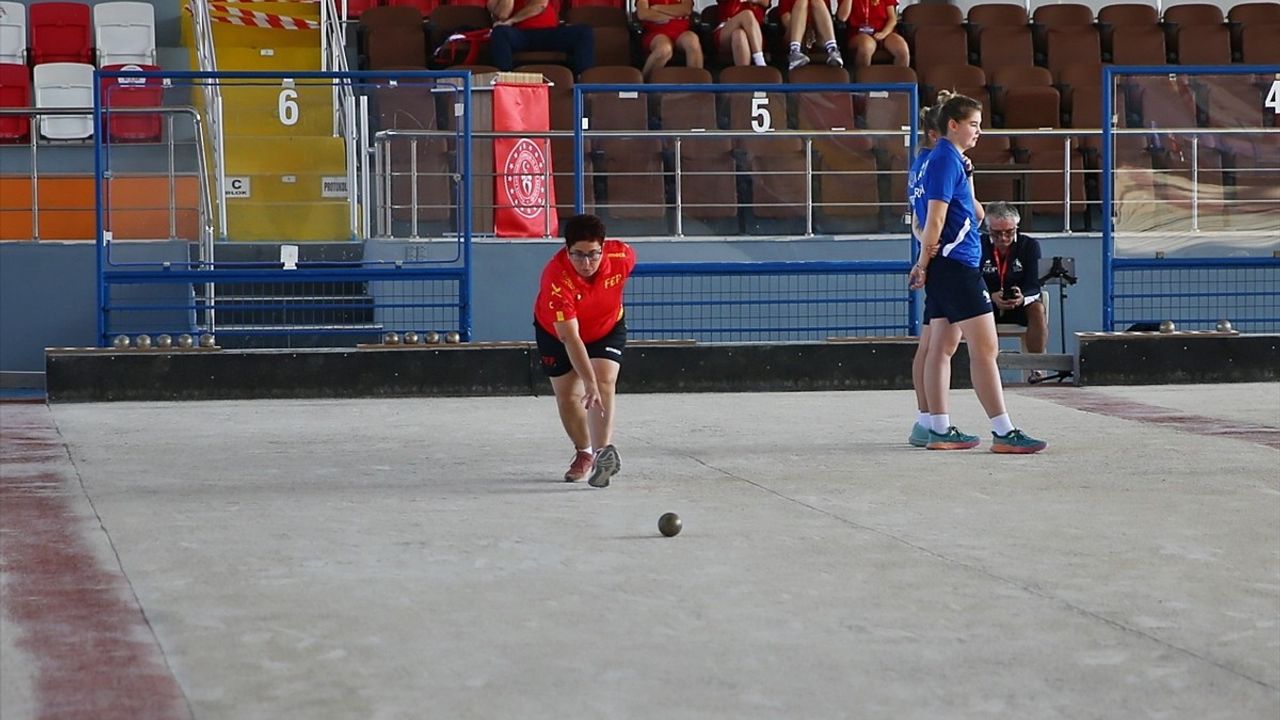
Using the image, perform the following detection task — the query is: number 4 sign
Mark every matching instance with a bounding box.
[1266,80,1280,115]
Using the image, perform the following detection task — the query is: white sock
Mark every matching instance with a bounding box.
[991,413,1015,436]
[916,411,930,427]
[577,446,593,455]
[930,414,950,434]
[789,41,801,52]
[825,40,838,51]
[751,52,766,66]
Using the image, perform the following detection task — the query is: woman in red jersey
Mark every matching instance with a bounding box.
[714,0,769,67]
[835,0,908,67]
[636,0,704,79]
[533,214,637,488]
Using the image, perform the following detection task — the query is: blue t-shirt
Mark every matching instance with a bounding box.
[907,146,932,258]
[921,138,982,268]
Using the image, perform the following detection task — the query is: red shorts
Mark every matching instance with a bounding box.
[642,19,693,51]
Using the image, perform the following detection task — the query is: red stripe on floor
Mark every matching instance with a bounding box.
[1032,388,1280,450]
[0,404,189,720]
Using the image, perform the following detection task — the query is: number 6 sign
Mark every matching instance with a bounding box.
[278,88,299,126]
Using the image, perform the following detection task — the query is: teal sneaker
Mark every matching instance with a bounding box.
[991,429,1047,454]
[926,426,980,450]
[909,422,931,447]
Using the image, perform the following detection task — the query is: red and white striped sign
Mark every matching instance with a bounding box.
[207,3,321,29]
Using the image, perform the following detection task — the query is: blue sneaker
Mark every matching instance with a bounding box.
[991,429,1047,454]
[909,422,931,447]
[926,426,981,450]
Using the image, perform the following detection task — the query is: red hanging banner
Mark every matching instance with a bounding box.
[493,82,558,238]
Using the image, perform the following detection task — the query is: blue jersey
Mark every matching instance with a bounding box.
[921,139,982,267]
[907,146,932,257]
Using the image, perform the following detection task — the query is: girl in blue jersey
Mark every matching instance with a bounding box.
[907,93,1047,454]
[905,100,943,447]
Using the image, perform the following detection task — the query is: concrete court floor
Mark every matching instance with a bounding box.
[1,383,1278,720]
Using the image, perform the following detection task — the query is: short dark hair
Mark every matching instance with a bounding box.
[563,214,606,247]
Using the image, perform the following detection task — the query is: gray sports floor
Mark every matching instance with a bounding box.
[2,383,1278,719]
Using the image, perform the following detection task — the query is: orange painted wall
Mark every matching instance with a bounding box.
[0,175,202,242]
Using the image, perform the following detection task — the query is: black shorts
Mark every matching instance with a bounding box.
[995,304,1029,326]
[534,319,627,378]
[923,257,992,324]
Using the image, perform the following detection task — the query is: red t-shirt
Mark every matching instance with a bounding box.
[846,0,895,32]
[777,0,797,17]
[534,240,637,343]
[641,0,692,35]
[515,0,560,30]
[717,0,766,26]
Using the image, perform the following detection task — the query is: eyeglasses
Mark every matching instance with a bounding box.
[568,250,603,261]
[989,229,1018,237]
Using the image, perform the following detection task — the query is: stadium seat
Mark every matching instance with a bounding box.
[0,62,31,143]
[717,65,805,227]
[363,6,429,69]
[1055,61,1105,116]
[94,2,156,67]
[516,63,589,219]
[1172,23,1230,65]
[1161,3,1225,62]
[426,5,491,62]
[342,0,383,19]
[966,2,1028,30]
[580,66,665,222]
[1096,2,1159,58]
[374,80,453,224]
[1109,24,1165,65]
[792,65,879,228]
[0,1,27,65]
[921,64,989,115]
[650,66,736,225]
[29,2,93,65]
[900,1,963,46]
[1239,24,1280,64]
[1030,2,1094,59]
[990,64,1053,123]
[33,61,94,140]
[909,24,969,80]
[100,63,162,142]
[1044,26,1100,77]
[968,133,1018,212]
[974,25,1033,76]
[1228,3,1280,61]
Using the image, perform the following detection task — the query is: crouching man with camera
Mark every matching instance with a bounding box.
[980,202,1047,360]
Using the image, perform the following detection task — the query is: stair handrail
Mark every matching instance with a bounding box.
[188,0,228,241]
[322,0,361,239]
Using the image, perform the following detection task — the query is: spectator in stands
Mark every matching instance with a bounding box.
[715,0,770,67]
[488,0,596,76]
[778,0,844,70]
[908,92,1046,453]
[835,0,908,67]
[980,201,1047,360]
[534,214,636,488]
[636,0,704,79]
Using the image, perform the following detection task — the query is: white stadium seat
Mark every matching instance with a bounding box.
[34,62,94,140]
[0,1,27,65]
[94,1,156,67]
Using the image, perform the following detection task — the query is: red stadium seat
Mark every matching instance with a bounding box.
[0,62,32,143]
[29,2,93,65]
[100,63,162,142]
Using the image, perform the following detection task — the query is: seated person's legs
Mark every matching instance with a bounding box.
[516,25,596,75]
[489,25,528,71]
[883,31,908,66]
[849,32,875,66]
[1024,299,1047,354]
[642,34,675,78]
[676,30,703,69]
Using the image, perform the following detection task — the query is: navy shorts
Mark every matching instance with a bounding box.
[534,319,627,378]
[923,257,992,324]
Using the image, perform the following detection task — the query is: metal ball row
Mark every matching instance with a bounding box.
[383,331,461,345]
[113,334,215,350]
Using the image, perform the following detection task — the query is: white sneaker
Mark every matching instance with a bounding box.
[788,49,810,71]
[825,48,844,67]
[587,444,621,488]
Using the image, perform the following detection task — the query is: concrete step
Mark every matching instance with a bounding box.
[997,352,1074,372]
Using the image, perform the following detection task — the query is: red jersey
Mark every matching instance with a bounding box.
[640,0,692,35]
[534,240,637,343]
[515,0,560,30]
[846,0,896,32]
[717,0,766,26]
